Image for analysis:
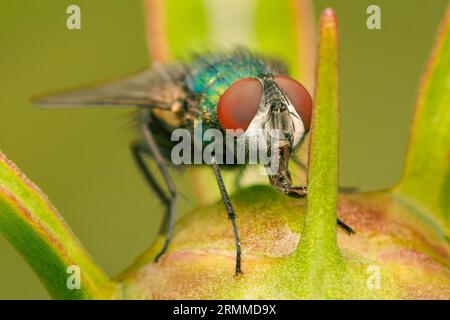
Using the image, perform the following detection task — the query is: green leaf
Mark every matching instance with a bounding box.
[0,152,115,299]
[395,6,450,235]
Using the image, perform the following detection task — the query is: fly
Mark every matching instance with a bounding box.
[33,49,352,276]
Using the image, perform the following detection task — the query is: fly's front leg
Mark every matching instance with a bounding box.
[211,157,242,276]
[267,166,307,198]
[131,123,178,262]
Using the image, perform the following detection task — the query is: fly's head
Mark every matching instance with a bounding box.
[217,75,313,197]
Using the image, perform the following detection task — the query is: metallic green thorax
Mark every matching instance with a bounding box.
[186,52,286,129]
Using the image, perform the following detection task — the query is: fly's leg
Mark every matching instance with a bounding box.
[131,124,178,262]
[141,124,178,261]
[211,157,242,276]
[131,144,173,243]
[131,143,170,210]
[337,218,354,235]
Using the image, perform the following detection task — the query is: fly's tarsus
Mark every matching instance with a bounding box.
[337,219,355,235]
[286,185,308,198]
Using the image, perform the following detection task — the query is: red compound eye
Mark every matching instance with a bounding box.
[217,78,262,131]
[274,76,313,130]
[217,76,313,131]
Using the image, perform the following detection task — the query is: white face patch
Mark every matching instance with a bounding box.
[241,77,306,151]
[285,101,306,149]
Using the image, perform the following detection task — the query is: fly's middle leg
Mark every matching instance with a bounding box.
[211,157,242,276]
[130,123,178,262]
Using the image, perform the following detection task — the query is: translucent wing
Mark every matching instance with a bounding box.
[33,63,187,109]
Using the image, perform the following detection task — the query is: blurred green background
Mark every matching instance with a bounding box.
[0,0,447,299]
